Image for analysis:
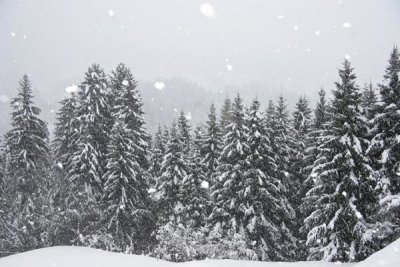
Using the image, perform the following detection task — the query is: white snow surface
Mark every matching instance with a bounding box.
[0,246,353,267]
[356,237,400,267]
[2,238,400,267]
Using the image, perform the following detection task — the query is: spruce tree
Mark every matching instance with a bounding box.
[303,60,375,262]
[209,94,249,246]
[361,82,378,121]
[155,122,187,224]
[103,120,153,253]
[219,97,232,135]
[66,64,111,246]
[242,98,283,260]
[368,47,400,244]
[109,63,149,170]
[179,126,211,228]
[202,104,222,186]
[4,74,50,252]
[49,93,80,246]
[177,110,191,155]
[290,96,312,248]
[149,126,166,185]
[269,95,298,260]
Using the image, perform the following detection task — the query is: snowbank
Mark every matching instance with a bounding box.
[355,238,400,267]
[0,246,353,267]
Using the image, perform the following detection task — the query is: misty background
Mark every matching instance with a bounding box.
[1,0,400,134]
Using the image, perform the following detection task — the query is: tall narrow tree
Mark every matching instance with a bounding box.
[4,75,50,251]
[303,60,375,262]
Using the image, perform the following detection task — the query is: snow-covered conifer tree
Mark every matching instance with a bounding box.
[242,98,283,260]
[219,97,232,135]
[303,60,376,262]
[4,74,50,252]
[368,47,400,245]
[202,104,222,186]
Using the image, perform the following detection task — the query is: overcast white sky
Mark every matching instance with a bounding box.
[1,0,400,104]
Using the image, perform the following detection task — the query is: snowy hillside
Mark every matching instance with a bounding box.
[0,246,354,267]
[1,238,399,267]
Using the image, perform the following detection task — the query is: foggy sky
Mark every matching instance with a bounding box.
[1,0,400,130]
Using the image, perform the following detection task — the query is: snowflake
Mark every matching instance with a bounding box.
[65,84,79,94]
[154,81,165,90]
[186,112,192,120]
[342,22,352,28]
[315,30,321,36]
[108,9,114,17]
[201,180,209,189]
[200,3,215,18]
[11,32,16,37]
[122,80,129,86]
[226,64,233,71]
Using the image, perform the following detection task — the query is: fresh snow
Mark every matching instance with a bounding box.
[200,3,215,18]
[2,239,400,267]
[154,81,165,90]
[356,237,400,267]
[342,22,352,28]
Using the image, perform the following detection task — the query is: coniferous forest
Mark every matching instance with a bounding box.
[1,47,400,263]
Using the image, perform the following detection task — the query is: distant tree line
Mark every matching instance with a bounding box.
[1,47,400,263]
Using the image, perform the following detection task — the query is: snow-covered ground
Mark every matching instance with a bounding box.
[1,238,399,267]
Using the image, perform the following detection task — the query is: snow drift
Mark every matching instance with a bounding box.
[0,238,399,267]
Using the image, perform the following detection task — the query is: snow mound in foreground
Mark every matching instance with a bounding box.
[356,238,400,267]
[0,246,352,267]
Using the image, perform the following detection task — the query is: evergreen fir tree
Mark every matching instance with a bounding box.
[361,82,378,121]
[109,63,150,170]
[303,60,376,262]
[219,97,232,135]
[202,104,222,186]
[290,96,312,246]
[103,119,154,253]
[179,126,211,229]
[66,64,112,247]
[155,122,187,224]
[269,95,299,260]
[4,74,50,252]
[242,98,283,260]
[177,110,191,155]
[368,47,400,245]
[149,126,166,185]
[208,94,250,252]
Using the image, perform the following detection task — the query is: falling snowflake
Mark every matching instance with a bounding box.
[201,180,209,189]
[11,32,16,37]
[148,188,156,194]
[226,64,233,71]
[315,30,321,36]
[108,9,114,17]
[342,22,352,28]
[200,3,215,18]
[277,15,284,19]
[57,162,63,169]
[154,81,165,90]
[344,54,351,60]
[293,25,299,31]
[186,112,192,120]
[65,84,79,94]
[122,80,129,86]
